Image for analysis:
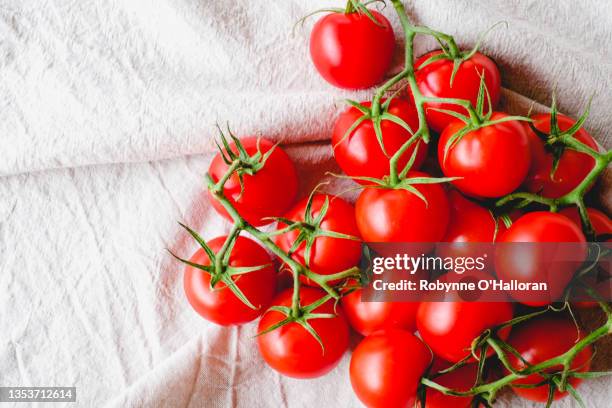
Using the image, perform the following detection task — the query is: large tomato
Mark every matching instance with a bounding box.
[438,113,530,198]
[437,190,516,269]
[257,287,349,379]
[505,314,593,402]
[415,50,501,133]
[495,212,587,306]
[425,360,478,408]
[310,10,395,89]
[355,171,450,254]
[275,194,362,281]
[332,99,427,183]
[208,137,298,226]
[184,236,276,326]
[350,329,432,408]
[417,299,513,363]
[524,114,599,198]
[341,284,419,336]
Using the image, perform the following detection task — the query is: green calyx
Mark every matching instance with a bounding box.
[169,223,270,310]
[212,124,278,197]
[267,188,360,269]
[256,293,338,352]
[439,73,530,163]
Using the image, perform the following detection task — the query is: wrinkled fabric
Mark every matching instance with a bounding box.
[0,1,610,407]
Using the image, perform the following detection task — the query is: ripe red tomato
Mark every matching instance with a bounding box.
[350,329,432,408]
[208,137,298,226]
[355,171,450,254]
[310,10,395,89]
[495,212,587,306]
[437,190,516,269]
[425,360,478,408]
[184,236,276,326]
[332,99,427,183]
[257,287,349,378]
[341,285,419,336]
[417,300,513,363]
[438,113,530,198]
[275,194,362,281]
[524,114,599,198]
[559,207,612,241]
[415,50,501,133]
[505,314,593,402]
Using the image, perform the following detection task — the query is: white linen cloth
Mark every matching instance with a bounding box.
[0,1,610,407]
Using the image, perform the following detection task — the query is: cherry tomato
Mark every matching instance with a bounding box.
[276,194,362,282]
[355,171,450,254]
[438,113,530,198]
[505,314,593,402]
[559,207,612,241]
[184,236,276,326]
[437,190,517,269]
[425,360,478,408]
[341,284,419,336]
[310,10,395,89]
[495,212,587,306]
[350,329,432,408]
[257,287,349,378]
[524,114,599,198]
[332,99,427,183]
[209,137,298,226]
[415,50,501,133]
[417,299,513,363]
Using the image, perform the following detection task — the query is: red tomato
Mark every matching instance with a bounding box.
[208,137,298,226]
[437,190,516,269]
[438,113,530,198]
[505,314,593,402]
[276,194,362,281]
[184,236,276,326]
[355,171,450,254]
[350,329,432,408]
[257,287,349,378]
[495,212,587,306]
[332,99,427,183]
[415,50,501,133]
[559,207,612,241]
[341,285,419,336]
[524,114,599,198]
[425,361,478,408]
[417,300,513,363]
[310,10,395,89]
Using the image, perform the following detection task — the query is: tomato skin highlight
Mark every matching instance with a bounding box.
[495,211,587,306]
[257,287,349,379]
[310,10,395,89]
[275,194,362,282]
[208,137,298,226]
[524,114,599,198]
[332,99,427,183]
[417,300,513,363]
[505,314,593,402]
[424,361,478,408]
[415,50,501,133]
[438,113,530,198]
[341,285,419,336]
[355,171,450,254]
[183,236,276,326]
[350,329,432,408]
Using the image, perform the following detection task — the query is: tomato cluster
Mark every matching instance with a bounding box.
[172,1,611,407]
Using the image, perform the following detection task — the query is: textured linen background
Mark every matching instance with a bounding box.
[0,1,610,407]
